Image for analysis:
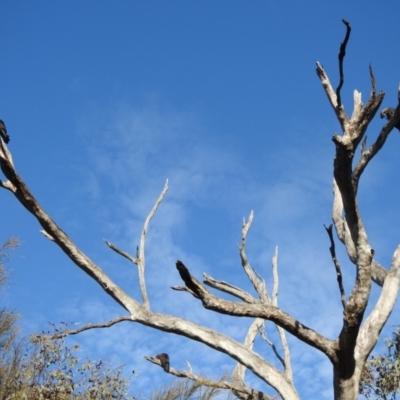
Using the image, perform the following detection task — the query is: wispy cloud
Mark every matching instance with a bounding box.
[54,100,398,398]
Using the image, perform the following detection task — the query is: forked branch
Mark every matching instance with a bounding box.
[105,180,169,308]
[175,260,337,361]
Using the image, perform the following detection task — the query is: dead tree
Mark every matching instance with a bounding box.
[1,21,400,400]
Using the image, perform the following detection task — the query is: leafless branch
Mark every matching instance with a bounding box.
[233,318,264,384]
[324,224,346,309]
[0,137,136,312]
[137,180,168,308]
[271,247,293,382]
[203,273,257,303]
[369,64,376,96]
[316,62,349,131]
[353,104,400,190]
[171,284,200,298]
[35,316,133,340]
[356,245,400,364]
[104,181,168,309]
[2,145,302,398]
[271,247,279,306]
[0,140,16,192]
[331,179,387,286]
[104,240,137,264]
[336,19,351,107]
[239,211,268,302]
[0,179,16,192]
[259,323,285,367]
[175,260,337,361]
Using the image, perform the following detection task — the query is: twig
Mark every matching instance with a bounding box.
[104,240,138,264]
[259,323,285,367]
[369,64,376,97]
[324,224,346,308]
[336,19,351,107]
[203,273,256,303]
[37,316,133,339]
[171,284,200,299]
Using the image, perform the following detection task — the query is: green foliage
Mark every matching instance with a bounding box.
[360,327,400,400]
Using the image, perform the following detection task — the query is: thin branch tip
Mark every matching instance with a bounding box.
[342,19,350,27]
[336,19,352,107]
[324,222,346,309]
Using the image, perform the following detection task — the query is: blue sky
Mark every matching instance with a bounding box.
[1,1,400,398]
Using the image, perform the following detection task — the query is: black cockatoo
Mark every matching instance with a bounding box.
[380,107,400,131]
[156,353,170,372]
[0,120,10,144]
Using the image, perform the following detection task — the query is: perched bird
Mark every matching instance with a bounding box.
[156,353,170,372]
[0,120,10,144]
[380,107,400,131]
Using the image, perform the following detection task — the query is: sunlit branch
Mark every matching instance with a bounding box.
[137,179,169,309]
[202,273,256,303]
[355,244,400,381]
[239,211,269,302]
[271,247,293,382]
[316,62,349,131]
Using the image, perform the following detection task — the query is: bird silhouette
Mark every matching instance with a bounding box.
[380,107,400,131]
[156,353,170,372]
[0,120,10,144]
